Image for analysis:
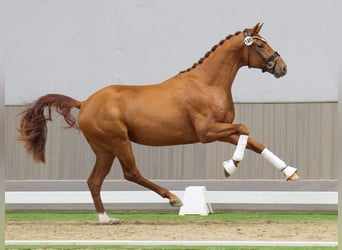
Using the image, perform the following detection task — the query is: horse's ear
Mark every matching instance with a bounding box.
[251,22,264,35]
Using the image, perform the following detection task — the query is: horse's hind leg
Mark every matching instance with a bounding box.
[115,139,183,207]
[222,135,300,180]
[87,150,120,224]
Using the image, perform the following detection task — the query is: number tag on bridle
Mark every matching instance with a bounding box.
[244,36,253,46]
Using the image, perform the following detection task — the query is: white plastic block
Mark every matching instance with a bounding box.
[179,186,213,216]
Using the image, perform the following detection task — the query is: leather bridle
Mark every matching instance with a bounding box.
[243,29,280,73]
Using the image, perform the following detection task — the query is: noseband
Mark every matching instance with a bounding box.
[243,29,280,73]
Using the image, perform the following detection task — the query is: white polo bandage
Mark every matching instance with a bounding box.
[223,159,237,176]
[261,148,286,171]
[261,148,298,179]
[232,135,249,161]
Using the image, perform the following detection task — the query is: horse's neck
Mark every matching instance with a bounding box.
[191,39,243,91]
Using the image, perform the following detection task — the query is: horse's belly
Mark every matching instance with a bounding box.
[128,123,198,146]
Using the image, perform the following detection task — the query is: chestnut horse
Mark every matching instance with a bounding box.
[18,23,299,224]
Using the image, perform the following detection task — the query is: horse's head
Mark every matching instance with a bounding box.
[242,23,287,78]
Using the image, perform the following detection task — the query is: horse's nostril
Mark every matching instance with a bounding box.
[282,65,287,73]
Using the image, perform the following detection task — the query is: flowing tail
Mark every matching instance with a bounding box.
[17,94,82,163]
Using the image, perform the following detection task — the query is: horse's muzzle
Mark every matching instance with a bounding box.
[274,64,287,78]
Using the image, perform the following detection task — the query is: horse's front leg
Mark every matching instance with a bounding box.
[195,121,250,143]
[221,135,300,180]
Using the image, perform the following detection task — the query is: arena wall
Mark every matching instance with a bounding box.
[6,102,337,180]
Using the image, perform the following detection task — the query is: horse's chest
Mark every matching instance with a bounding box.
[212,101,235,123]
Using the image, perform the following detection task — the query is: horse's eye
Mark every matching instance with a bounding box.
[257,44,265,49]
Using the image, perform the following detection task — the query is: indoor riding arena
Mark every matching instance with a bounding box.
[3,1,341,249]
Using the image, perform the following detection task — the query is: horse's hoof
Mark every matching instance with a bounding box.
[97,212,121,225]
[223,159,237,178]
[282,166,300,181]
[224,170,230,178]
[287,172,300,181]
[170,198,183,207]
[108,218,121,225]
[97,218,121,225]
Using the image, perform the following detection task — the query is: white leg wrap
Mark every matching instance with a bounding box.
[98,212,110,223]
[223,159,237,177]
[261,148,298,179]
[232,135,249,161]
[261,148,286,171]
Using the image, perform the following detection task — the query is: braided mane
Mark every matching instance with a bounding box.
[179,31,241,74]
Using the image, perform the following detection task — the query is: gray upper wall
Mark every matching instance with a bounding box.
[4,0,341,104]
